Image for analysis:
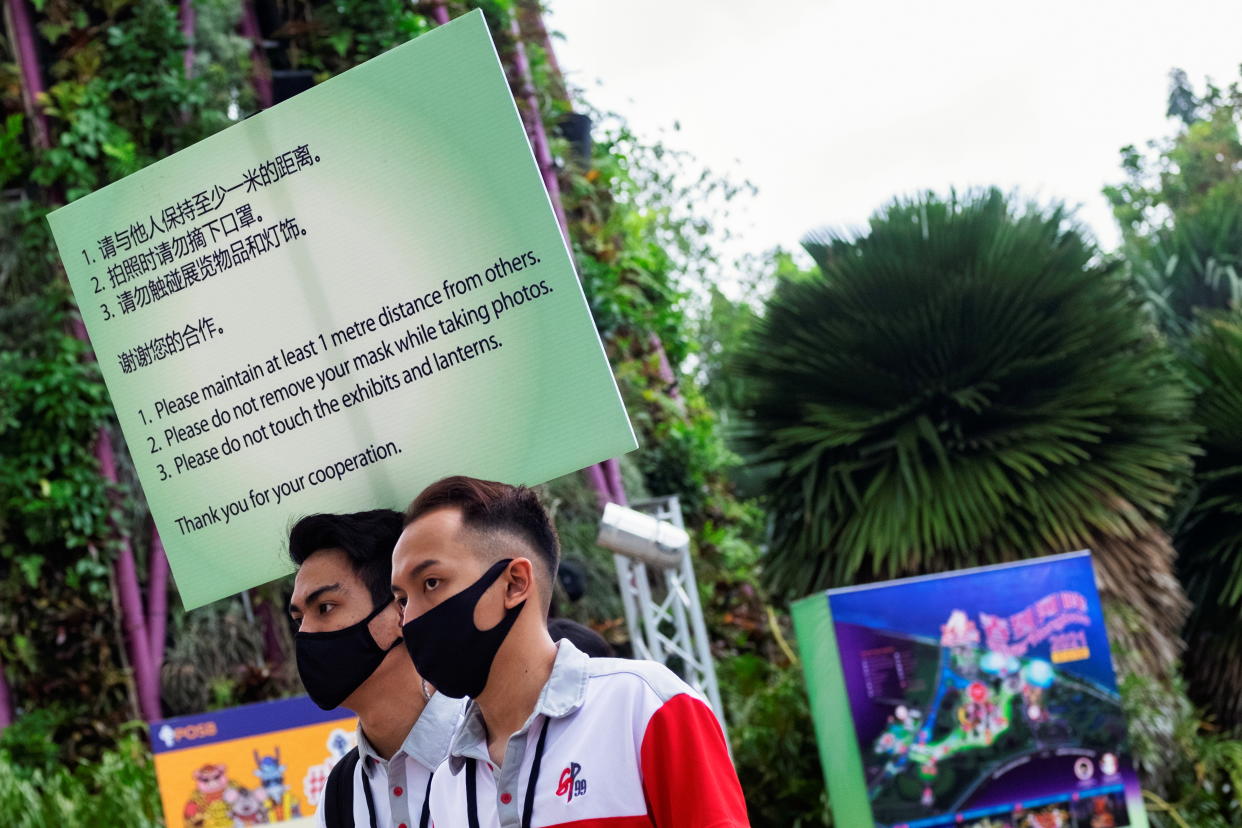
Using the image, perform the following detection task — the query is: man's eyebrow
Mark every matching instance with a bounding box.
[406,559,440,580]
[287,582,342,614]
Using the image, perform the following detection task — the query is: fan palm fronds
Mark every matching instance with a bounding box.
[1178,314,1242,724]
[735,189,1198,680]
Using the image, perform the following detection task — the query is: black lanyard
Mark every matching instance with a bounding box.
[465,716,550,828]
[361,763,434,828]
[360,763,377,828]
[420,772,434,828]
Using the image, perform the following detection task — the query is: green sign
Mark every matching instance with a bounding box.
[47,10,636,609]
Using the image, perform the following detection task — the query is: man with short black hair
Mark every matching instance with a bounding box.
[288,509,461,828]
[391,476,749,828]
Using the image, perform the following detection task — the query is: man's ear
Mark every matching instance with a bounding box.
[504,558,535,608]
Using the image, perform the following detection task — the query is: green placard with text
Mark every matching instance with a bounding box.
[46,10,636,609]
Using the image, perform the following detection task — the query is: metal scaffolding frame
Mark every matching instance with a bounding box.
[611,495,726,736]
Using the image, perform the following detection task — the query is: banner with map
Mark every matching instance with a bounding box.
[791,550,1148,828]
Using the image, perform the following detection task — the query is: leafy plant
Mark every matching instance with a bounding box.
[0,722,161,827]
[719,654,831,827]
[734,189,1197,684]
[1105,68,1242,339]
[1176,313,1242,724]
[1121,669,1242,827]
[271,0,432,81]
[1107,66,1242,728]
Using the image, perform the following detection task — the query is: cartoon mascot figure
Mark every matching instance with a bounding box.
[183,763,235,828]
[254,747,302,822]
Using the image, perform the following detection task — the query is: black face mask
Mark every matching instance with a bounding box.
[403,558,525,699]
[296,599,402,710]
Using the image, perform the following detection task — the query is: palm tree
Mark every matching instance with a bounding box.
[734,189,1198,683]
[1178,314,1242,724]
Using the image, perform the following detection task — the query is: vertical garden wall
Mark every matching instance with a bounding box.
[1,0,816,824]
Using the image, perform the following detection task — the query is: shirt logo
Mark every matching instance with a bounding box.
[555,762,587,802]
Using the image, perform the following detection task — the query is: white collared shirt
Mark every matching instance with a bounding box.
[318,691,464,828]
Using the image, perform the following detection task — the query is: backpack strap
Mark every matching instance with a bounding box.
[323,747,361,828]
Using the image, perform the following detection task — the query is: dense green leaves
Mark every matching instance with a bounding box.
[719,653,832,828]
[735,190,1198,596]
[1177,314,1242,721]
[0,294,112,575]
[0,720,161,827]
[1108,67,1242,730]
[1106,69,1242,338]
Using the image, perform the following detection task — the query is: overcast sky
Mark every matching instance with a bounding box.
[545,0,1242,267]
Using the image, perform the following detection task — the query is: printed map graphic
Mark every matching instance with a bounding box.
[842,622,1130,826]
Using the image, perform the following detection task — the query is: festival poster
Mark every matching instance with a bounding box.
[791,551,1148,828]
[150,695,357,827]
[44,9,636,609]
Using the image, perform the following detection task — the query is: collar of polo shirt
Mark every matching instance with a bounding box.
[357,690,464,774]
[447,639,590,773]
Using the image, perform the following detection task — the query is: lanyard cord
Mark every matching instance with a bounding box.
[466,716,551,828]
[360,762,378,828]
[521,718,550,828]
[465,760,481,828]
[420,771,434,828]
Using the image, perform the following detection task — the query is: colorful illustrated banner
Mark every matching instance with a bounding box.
[151,695,357,827]
[791,551,1148,828]
[45,9,636,609]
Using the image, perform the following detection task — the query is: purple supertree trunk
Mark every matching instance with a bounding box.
[147,529,169,684]
[6,0,49,147]
[499,8,625,509]
[98,434,161,720]
[180,0,196,77]
[507,16,571,245]
[240,0,273,109]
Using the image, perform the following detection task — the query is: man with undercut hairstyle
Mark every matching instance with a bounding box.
[391,476,749,828]
[287,509,462,828]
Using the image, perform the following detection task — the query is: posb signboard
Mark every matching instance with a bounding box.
[151,695,355,827]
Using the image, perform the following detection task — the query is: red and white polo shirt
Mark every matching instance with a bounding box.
[428,638,749,828]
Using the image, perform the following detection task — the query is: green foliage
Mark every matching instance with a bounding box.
[719,654,831,827]
[0,114,30,188]
[1120,669,1242,827]
[30,0,235,200]
[160,595,285,715]
[1108,66,1242,727]
[190,0,256,127]
[1177,313,1242,723]
[273,0,431,81]
[563,120,694,360]
[2,0,254,762]
[0,719,161,827]
[0,291,132,744]
[735,189,1198,597]
[695,248,815,443]
[0,292,113,582]
[1105,69,1242,337]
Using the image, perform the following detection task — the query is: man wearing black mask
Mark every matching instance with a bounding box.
[391,477,749,828]
[288,509,462,828]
